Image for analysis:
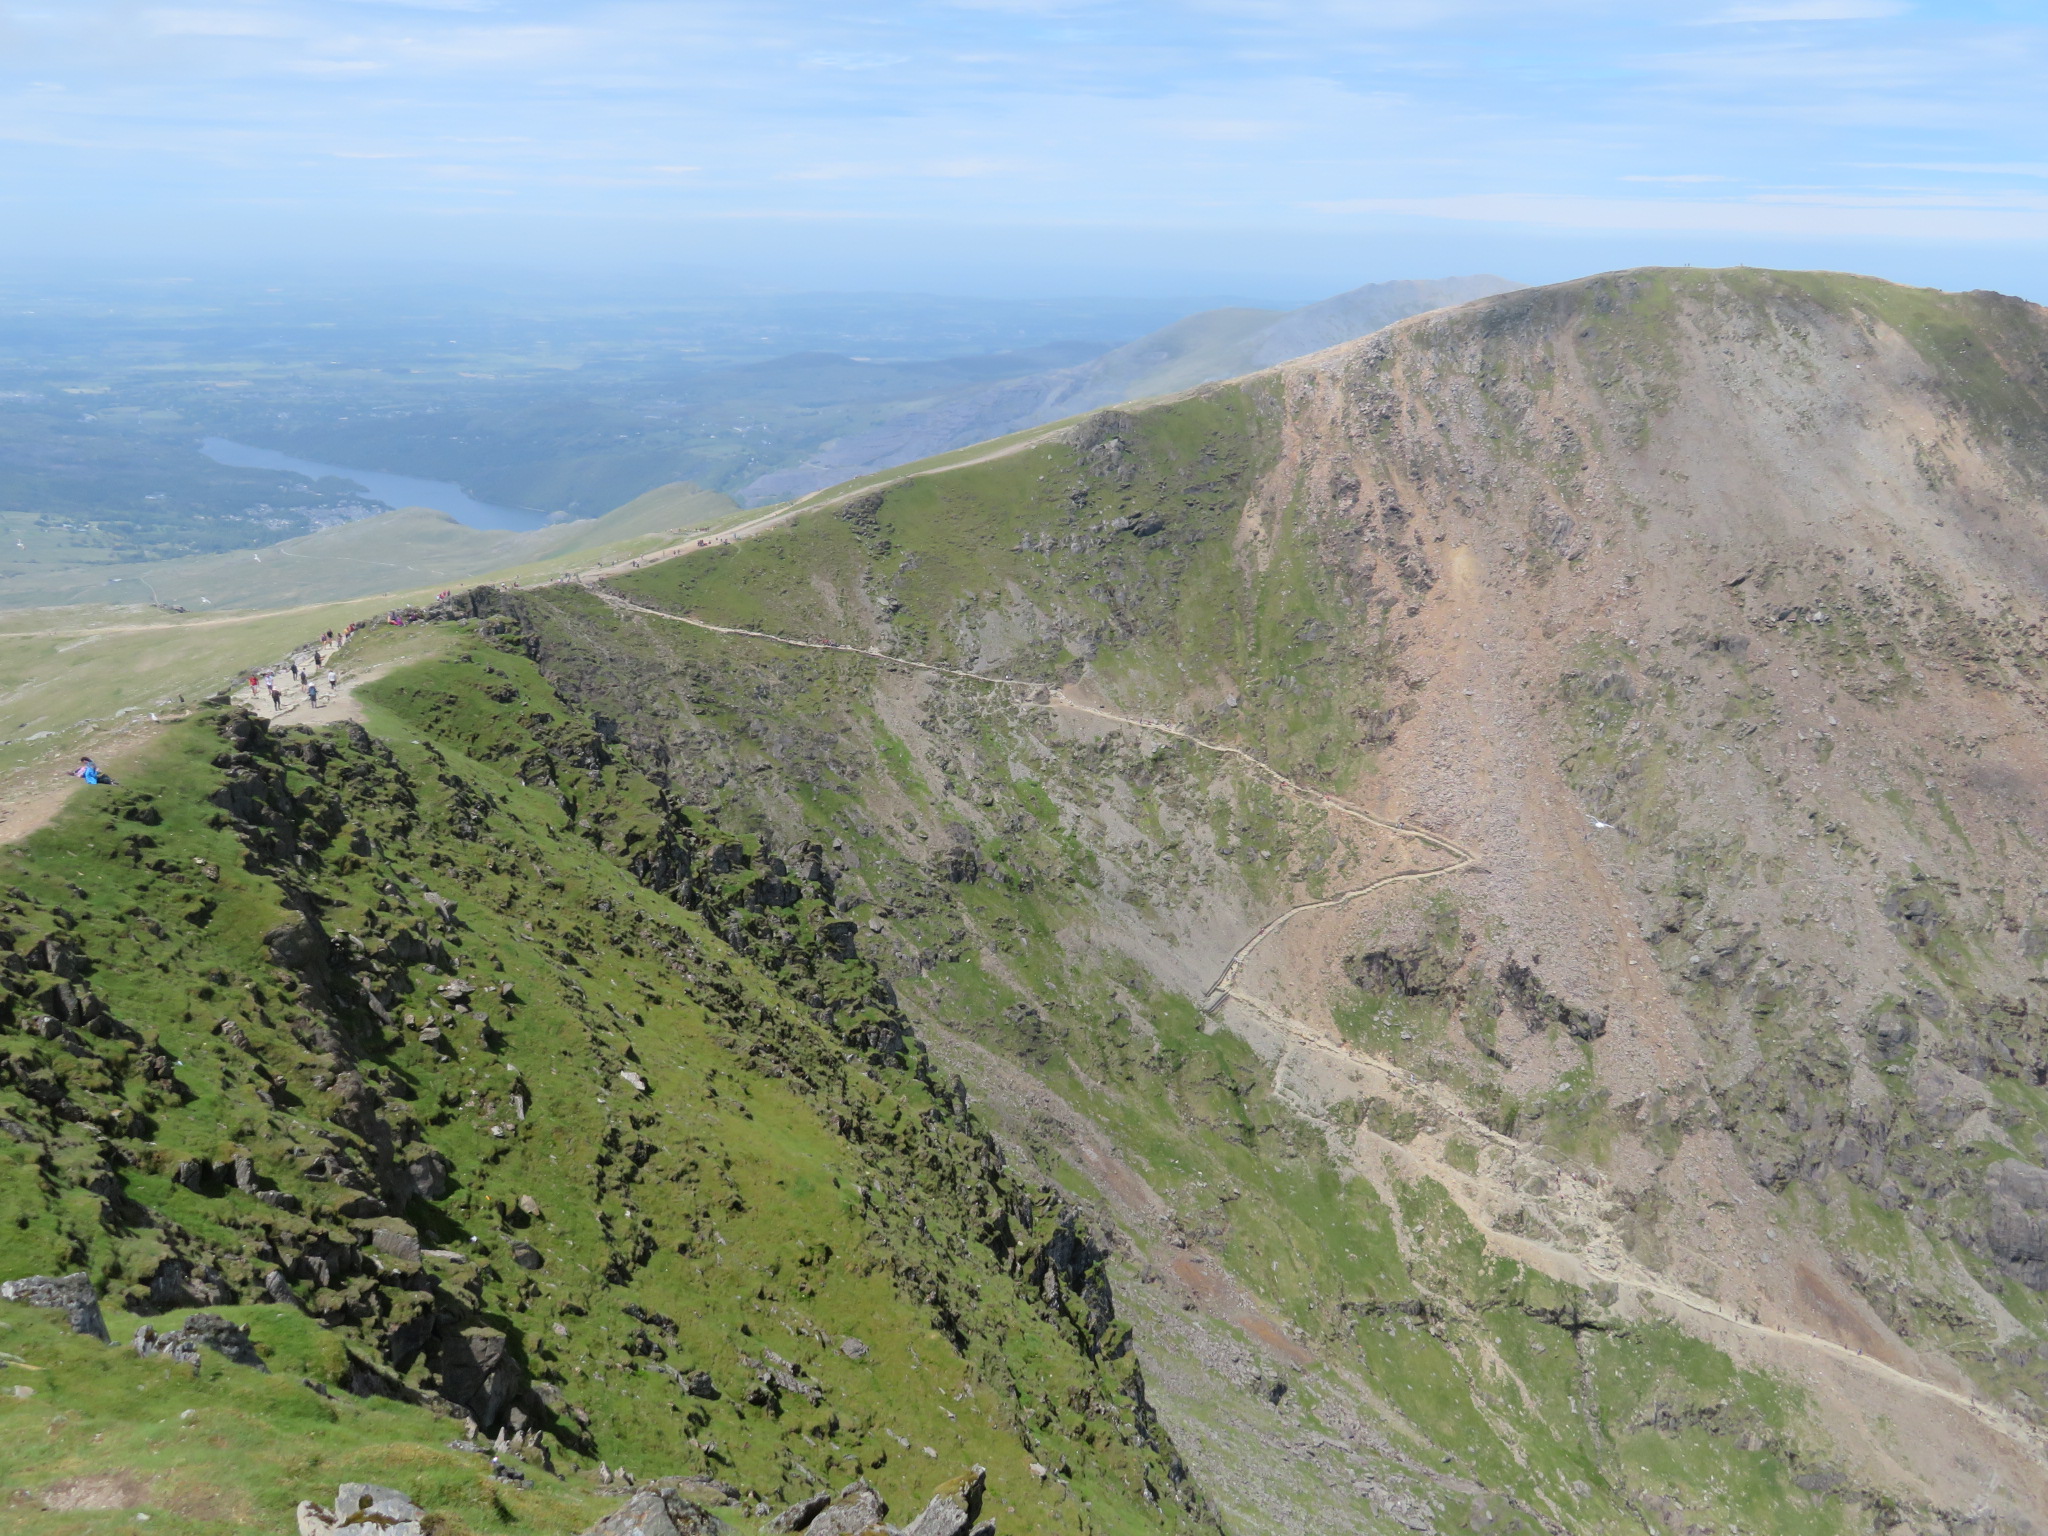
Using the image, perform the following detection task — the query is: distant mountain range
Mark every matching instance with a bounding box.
[739,274,1520,504]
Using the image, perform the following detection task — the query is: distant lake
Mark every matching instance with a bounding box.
[200,438,550,533]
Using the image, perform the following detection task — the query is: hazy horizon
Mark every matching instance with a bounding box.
[0,1,2041,304]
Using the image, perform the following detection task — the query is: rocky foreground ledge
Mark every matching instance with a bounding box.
[295,1468,990,1536]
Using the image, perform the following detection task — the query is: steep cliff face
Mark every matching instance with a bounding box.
[0,639,1208,1534]
[477,269,2048,1532]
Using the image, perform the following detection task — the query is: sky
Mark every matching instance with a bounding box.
[0,0,2043,300]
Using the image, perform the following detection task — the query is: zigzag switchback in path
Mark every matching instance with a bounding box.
[589,588,2048,1462]
[594,589,1474,1006]
[1217,986,2048,1459]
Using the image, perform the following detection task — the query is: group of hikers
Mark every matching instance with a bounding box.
[72,624,362,790]
[246,626,361,715]
[66,599,428,795]
[249,658,338,713]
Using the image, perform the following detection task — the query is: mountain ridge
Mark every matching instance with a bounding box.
[548,265,2048,1529]
[9,265,2048,1535]
[739,275,1519,506]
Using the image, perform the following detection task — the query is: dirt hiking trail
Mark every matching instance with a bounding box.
[595,587,2048,1465]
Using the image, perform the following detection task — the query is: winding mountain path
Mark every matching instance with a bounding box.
[595,591,1473,994]
[592,587,2048,1461]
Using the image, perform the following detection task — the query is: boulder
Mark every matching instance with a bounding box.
[768,1490,831,1531]
[133,1313,266,1370]
[181,1312,267,1369]
[333,1482,424,1533]
[366,1221,422,1267]
[807,1481,888,1536]
[902,1466,986,1536]
[577,1487,721,1536]
[436,1326,521,1425]
[651,1476,741,1506]
[0,1272,109,1342]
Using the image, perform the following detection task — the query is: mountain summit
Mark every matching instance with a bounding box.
[561,267,2048,1528]
[740,274,1519,504]
[10,267,2048,1533]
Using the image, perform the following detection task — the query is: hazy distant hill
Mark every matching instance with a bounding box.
[739,274,1520,503]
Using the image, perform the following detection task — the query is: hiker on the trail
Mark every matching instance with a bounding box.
[326,667,338,690]
[307,682,319,708]
[72,757,101,785]
[269,685,283,711]
[248,674,261,697]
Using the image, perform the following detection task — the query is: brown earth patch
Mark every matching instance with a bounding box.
[40,1472,152,1511]
[1792,1260,1912,1369]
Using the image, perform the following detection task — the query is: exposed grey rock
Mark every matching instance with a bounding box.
[437,1325,521,1425]
[133,1313,266,1370]
[0,1272,109,1341]
[577,1487,721,1536]
[650,1476,740,1506]
[902,1466,985,1536]
[839,1336,869,1360]
[768,1490,831,1531]
[806,1480,888,1536]
[333,1483,423,1532]
[751,1349,822,1404]
[1988,1159,2048,1288]
[367,1221,422,1266]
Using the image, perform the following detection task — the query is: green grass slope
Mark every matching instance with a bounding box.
[467,547,1872,1531]
[463,266,2048,1531]
[0,621,1207,1535]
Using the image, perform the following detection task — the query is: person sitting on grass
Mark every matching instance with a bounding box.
[72,757,102,785]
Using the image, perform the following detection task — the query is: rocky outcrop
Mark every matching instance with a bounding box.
[132,1313,265,1370]
[297,1483,425,1536]
[901,1466,986,1536]
[804,1480,888,1536]
[0,1273,108,1342]
[578,1488,721,1536]
[1988,1160,2048,1289]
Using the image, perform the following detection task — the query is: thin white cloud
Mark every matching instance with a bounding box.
[1307,189,2048,240]
[0,0,2040,278]
[1158,117,1295,142]
[144,7,296,38]
[1861,162,2048,177]
[1700,0,1907,21]
[801,52,910,71]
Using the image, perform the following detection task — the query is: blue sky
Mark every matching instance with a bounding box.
[1,0,2043,298]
